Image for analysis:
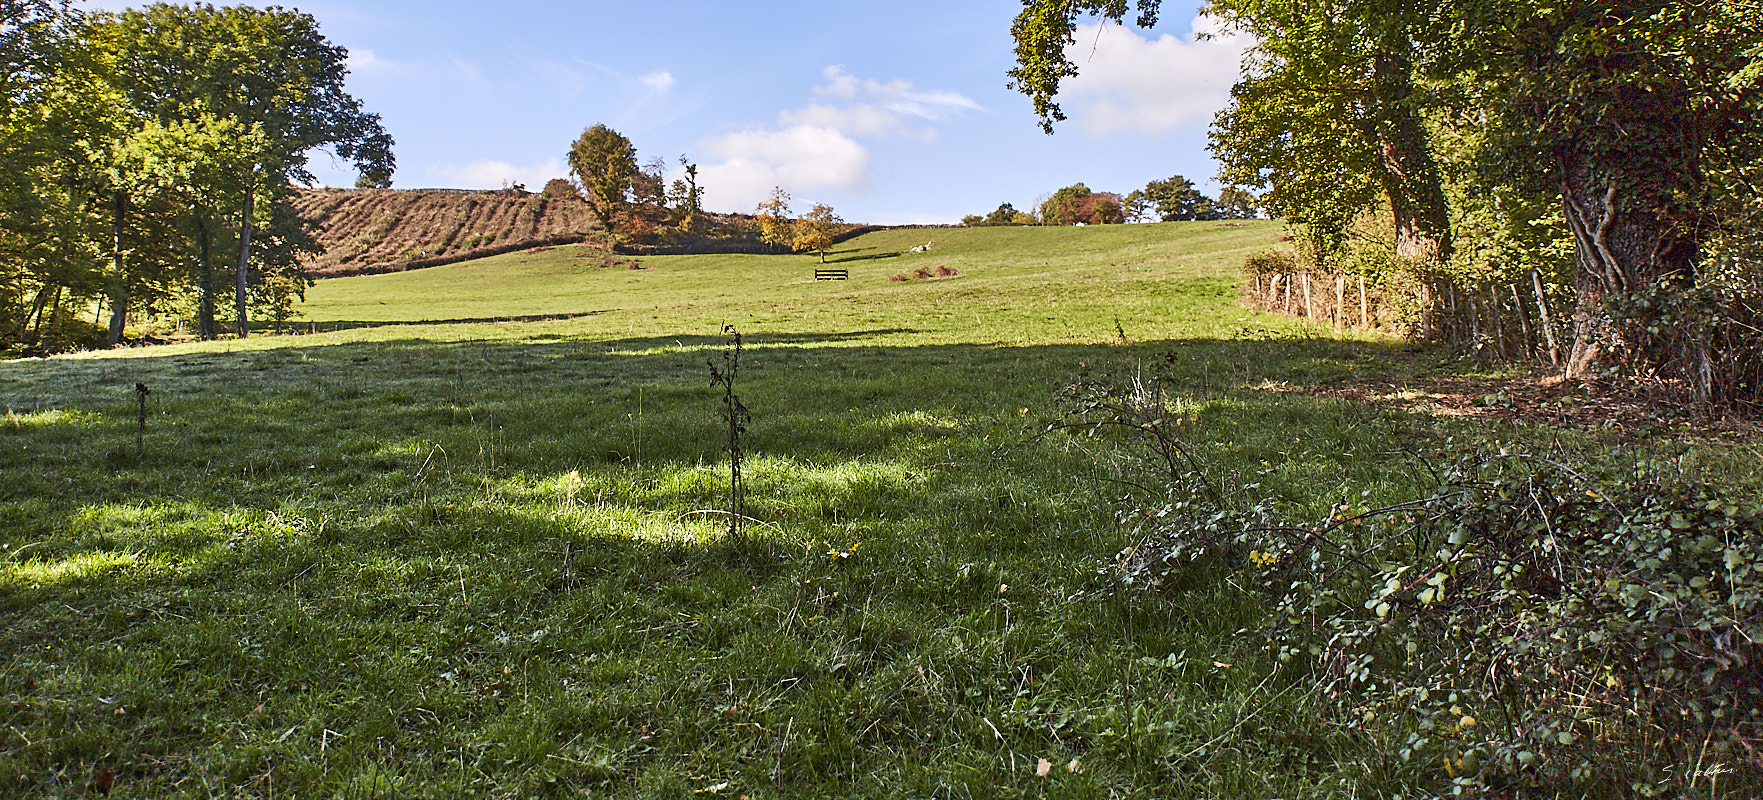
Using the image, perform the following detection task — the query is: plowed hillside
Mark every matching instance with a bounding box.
[291,187,603,277]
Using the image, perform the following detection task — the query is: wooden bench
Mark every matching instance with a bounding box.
[814,269,848,281]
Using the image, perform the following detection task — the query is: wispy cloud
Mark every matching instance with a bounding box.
[343,48,489,92]
[639,70,676,94]
[344,48,426,83]
[1058,15,1251,136]
[779,65,980,138]
[515,57,590,97]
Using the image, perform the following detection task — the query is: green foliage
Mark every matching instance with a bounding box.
[2,2,393,348]
[1239,249,1296,278]
[1006,0,1165,133]
[984,202,1021,225]
[1012,0,1763,406]
[1216,186,1259,220]
[1140,175,1220,222]
[1076,361,1763,795]
[665,157,704,233]
[567,123,637,235]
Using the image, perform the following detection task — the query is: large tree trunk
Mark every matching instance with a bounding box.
[1555,127,1701,386]
[108,190,128,346]
[235,171,254,339]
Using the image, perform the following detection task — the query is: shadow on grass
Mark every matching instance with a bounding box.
[0,330,1449,538]
[825,246,903,264]
[0,329,1542,798]
[262,310,612,333]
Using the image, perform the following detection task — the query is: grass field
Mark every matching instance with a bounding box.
[1,221,1750,798]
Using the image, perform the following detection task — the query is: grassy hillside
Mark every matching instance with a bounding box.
[2,222,1754,798]
[300,221,1279,343]
[291,186,601,277]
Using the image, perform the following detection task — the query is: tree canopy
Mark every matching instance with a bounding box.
[1010,0,1763,408]
[1,1,393,350]
[567,124,637,236]
[792,203,841,263]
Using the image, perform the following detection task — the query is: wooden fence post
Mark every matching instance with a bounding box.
[1359,275,1369,329]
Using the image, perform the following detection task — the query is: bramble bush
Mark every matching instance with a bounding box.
[1061,374,1762,797]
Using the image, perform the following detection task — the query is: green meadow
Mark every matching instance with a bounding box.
[1,222,1748,798]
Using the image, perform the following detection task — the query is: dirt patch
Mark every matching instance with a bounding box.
[1274,368,1760,442]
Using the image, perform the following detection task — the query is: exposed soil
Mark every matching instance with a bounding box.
[291,187,603,277]
[1284,368,1760,442]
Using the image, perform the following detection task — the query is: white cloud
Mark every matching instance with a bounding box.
[691,67,974,211]
[1058,16,1251,135]
[639,70,676,94]
[427,158,567,190]
[779,103,904,138]
[695,126,869,212]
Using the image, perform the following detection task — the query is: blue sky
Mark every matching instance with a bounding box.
[86,1,1251,224]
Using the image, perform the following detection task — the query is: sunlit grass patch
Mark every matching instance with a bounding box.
[5,550,140,587]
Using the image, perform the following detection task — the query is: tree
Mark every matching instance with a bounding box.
[567,123,637,237]
[1140,175,1220,222]
[961,214,984,227]
[1010,0,1450,262]
[792,203,840,263]
[96,3,395,339]
[1007,0,1763,405]
[1453,0,1763,397]
[1217,186,1259,219]
[1039,183,1092,225]
[984,202,1020,225]
[1040,183,1126,225]
[667,157,704,233]
[755,186,792,252]
[623,156,668,240]
[1206,0,1449,262]
[1091,195,1123,224]
[1122,190,1150,223]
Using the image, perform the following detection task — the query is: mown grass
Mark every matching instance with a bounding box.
[1,221,1750,798]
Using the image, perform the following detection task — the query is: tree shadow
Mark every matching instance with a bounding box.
[825,247,902,264]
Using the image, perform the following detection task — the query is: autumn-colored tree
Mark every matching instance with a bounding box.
[1039,183,1091,225]
[620,156,668,241]
[1039,183,1124,225]
[567,124,637,236]
[755,186,792,253]
[792,203,840,262]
